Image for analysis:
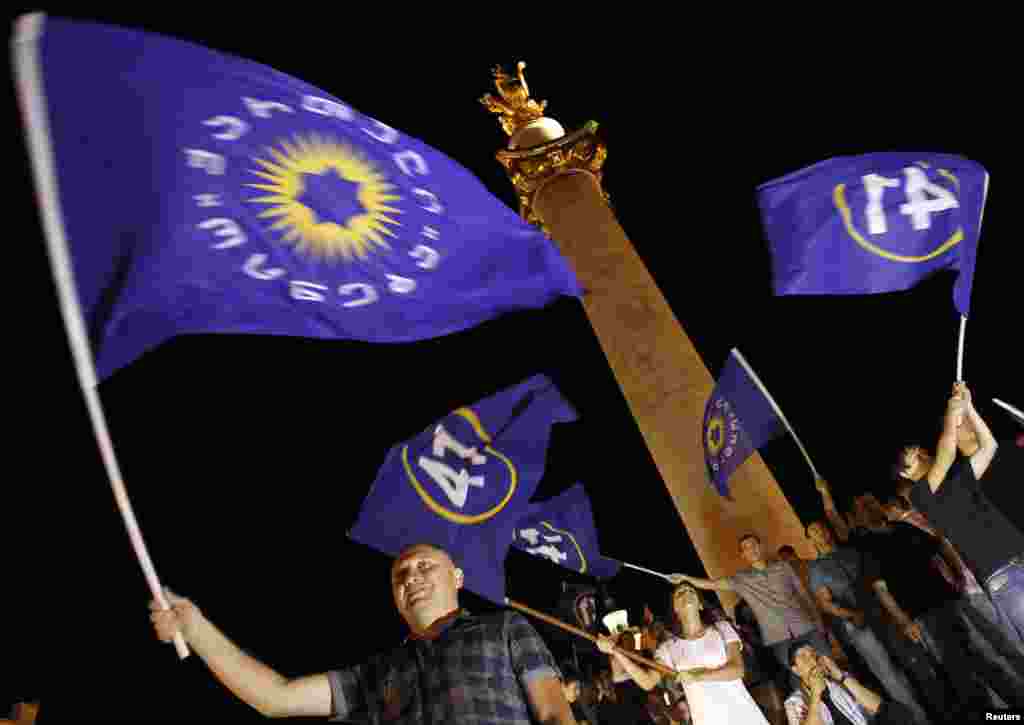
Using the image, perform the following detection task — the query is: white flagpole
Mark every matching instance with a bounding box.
[992,398,1024,426]
[730,348,820,481]
[616,561,674,582]
[13,13,189,659]
[956,315,967,383]
[957,172,989,383]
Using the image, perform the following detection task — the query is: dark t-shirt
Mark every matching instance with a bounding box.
[857,522,960,621]
[981,440,1024,531]
[909,454,1024,582]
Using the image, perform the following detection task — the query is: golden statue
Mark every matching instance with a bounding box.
[479,61,548,137]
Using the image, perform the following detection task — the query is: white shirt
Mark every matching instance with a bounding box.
[655,622,769,725]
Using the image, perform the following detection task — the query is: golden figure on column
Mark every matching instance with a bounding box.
[480,63,608,230]
[479,61,548,137]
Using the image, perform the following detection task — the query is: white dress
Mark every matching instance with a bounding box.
[654,621,769,725]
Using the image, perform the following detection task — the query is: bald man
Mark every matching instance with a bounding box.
[150,543,576,723]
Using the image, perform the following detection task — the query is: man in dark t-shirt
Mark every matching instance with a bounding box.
[896,383,1024,649]
[858,519,1000,719]
[805,520,930,724]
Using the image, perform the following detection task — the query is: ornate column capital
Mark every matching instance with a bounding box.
[480,63,608,231]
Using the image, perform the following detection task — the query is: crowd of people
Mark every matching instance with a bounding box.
[148,382,1023,723]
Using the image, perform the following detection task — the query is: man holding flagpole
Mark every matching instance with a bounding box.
[148,374,585,722]
[150,542,578,723]
[896,383,1024,650]
[13,14,585,669]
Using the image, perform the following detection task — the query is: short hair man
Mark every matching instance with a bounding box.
[784,643,917,725]
[804,519,930,724]
[896,383,1024,649]
[855,470,1016,719]
[150,543,576,723]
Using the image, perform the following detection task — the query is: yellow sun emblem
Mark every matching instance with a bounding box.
[246,134,402,261]
[706,415,726,455]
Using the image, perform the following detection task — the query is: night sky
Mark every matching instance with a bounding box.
[8,10,1022,722]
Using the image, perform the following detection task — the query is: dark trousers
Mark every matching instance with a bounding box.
[954,596,1024,707]
[988,560,1024,646]
[883,601,996,724]
[874,699,919,725]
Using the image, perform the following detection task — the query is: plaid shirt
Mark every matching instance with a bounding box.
[328,610,560,724]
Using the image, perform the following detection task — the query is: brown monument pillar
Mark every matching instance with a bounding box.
[480,63,814,610]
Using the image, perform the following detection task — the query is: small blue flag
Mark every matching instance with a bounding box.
[757,153,988,316]
[512,483,620,579]
[349,375,577,604]
[14,15,580,381]
[702,349,787,498]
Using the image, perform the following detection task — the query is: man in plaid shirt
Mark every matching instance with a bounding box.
[151,543,576,723]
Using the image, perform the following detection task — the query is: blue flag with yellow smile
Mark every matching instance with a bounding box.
[512,483,620,579]
[757,153,988,316]
[349,375,577,604]
[13,15,580,381]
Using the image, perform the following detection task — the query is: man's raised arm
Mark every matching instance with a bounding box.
[150,590,334,719]
[927,387,966,492]
[815,478,850,543]
[962,385,999,479]
[666,573,734,592]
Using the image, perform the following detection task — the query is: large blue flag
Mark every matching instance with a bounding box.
[348,375,577,604]
[14,15,581,381]
[702,349,787,498]
[757,153,988,316]
[512,483,620,579]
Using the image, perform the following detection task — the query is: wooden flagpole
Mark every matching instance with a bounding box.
[506,598,676,677]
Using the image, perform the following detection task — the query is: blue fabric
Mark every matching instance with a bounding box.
[512,483,620,579]
[349,375,577,603]
[24,16,580,380]
[703,350,786,498]
[757,153,988,316]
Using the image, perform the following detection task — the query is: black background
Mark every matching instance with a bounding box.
[6,9,1021,722]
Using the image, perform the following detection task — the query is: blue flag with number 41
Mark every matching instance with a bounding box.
[348,375,577,604]
[757,153,988,316]
[512,483,620,579]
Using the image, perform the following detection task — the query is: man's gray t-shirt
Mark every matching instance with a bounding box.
[727,561,818,645]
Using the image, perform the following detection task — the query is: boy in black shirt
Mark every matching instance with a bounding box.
[896,383,1024,650]
[859,518,999,720]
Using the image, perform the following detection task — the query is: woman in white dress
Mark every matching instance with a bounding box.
[597,582,770,725]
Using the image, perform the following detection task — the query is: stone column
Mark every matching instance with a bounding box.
[480,64,815,610]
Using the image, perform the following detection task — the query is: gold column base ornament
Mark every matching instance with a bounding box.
[480,63,609,232]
